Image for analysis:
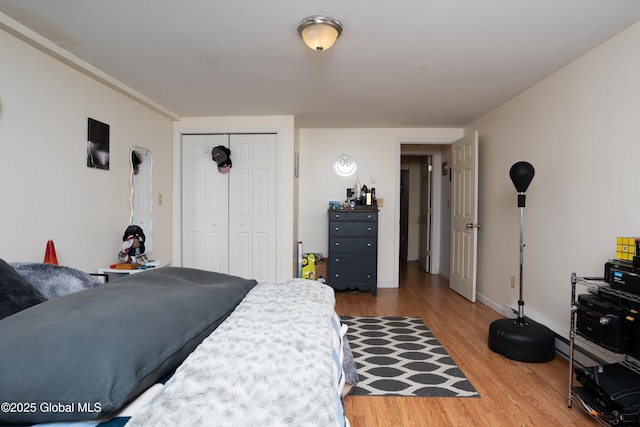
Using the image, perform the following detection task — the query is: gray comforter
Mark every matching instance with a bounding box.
[127,279,346,427]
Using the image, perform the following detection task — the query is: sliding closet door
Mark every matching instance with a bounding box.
[181,134,230,271]
[181,133,277,282]
[228,134,277,281]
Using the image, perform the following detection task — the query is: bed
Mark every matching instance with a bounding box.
[0,259,355,426]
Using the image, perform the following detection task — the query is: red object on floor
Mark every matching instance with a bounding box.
[44,240,58,265]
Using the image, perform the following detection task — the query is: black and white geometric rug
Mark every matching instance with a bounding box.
[341,316,480,398]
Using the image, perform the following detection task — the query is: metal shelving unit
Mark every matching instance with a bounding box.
[568,273,640,425]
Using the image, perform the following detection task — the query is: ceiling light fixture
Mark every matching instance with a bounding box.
[297,15,343,52]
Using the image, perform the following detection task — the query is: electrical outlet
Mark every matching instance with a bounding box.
[510,276,516,289]
[377,197,384,207]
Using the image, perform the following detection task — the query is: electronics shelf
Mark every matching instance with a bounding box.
[568,273,640,425]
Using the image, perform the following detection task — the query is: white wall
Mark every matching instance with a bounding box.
[172,115,296,280]
[467,21,640,336]
[0,25,174,273]
[298,128,461,287]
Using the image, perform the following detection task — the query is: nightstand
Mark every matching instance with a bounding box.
[97,260,169,282]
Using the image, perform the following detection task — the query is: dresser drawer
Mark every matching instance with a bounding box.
[328,211,378,222]
[329,251,376,266]
[329,268,377,284]
[329,237,377,252]
[329,221,377,237]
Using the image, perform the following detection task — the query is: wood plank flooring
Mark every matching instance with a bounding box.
[334,261,598,427]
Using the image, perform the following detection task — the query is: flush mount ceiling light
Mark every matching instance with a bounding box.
[297,15,343,51]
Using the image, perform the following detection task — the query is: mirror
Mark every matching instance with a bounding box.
[129,146,153,253]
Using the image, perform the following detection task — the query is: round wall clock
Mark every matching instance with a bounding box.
[334,154,357,178]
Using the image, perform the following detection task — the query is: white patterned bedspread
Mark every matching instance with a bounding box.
[126,279,346,427]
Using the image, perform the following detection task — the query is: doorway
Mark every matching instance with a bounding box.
[399,155,433,273]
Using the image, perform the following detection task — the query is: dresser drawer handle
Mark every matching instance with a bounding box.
[334,273,340,278]
[367,214,372,219]
[335,258,340,262]
[367,227,372,231]
[335,214,340,219]
[367,243,371,247]
[335,242,340,247]
[335,227,340,231]
[366,274,371,279]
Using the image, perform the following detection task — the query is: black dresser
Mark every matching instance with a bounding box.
[327,208,378,296]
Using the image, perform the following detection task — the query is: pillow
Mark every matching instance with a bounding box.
[10,262,103,299]
[0,267,257,424]
[0,258,46,320]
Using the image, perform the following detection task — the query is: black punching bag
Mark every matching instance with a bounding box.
[488,161,555,363]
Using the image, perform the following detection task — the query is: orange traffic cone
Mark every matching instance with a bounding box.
[44,240,58,265]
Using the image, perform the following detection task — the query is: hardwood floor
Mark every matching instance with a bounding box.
[334,261,598,427]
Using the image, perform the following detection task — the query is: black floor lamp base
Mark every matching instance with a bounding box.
[488,317,555,363]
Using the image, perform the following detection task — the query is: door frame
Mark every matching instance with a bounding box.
[172,118,295,281]
[394,136,460,285]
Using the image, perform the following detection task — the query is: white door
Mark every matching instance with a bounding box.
[228,134,277,282]
[450,131,479,302]
[181,134,277,282]
[182,134,230,271]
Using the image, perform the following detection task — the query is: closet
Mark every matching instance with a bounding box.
[181,133,277,282]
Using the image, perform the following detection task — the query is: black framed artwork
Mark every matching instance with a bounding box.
[87,118,110,170]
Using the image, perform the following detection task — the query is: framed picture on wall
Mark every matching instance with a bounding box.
[87,118,110,170]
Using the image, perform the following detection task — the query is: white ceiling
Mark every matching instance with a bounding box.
[2,0,640,128]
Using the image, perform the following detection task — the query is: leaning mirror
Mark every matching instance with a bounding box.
[129,146,153,252]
